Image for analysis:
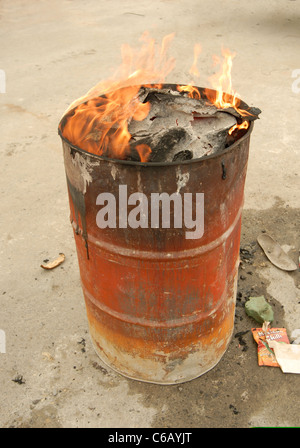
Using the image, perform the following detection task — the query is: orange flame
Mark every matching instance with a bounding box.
[228,120,249,136]
[61,32,176,161]
[177,84,201,99]
[176,43,201,99]
[203,48,252,133]
[189,43,202,78]
[61,36,252,161]
[136,144,152,162]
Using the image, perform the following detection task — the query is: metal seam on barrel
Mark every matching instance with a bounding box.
[73,205,243,260]
[81,267,238,328]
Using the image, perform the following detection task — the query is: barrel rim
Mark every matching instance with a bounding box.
[58,84,255,167]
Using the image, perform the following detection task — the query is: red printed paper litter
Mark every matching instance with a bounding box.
[251,326,290,367]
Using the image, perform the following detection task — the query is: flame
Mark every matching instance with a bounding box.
[177,47,251,133]
[61,36,252,161]
[136,144,152,162]
[177,84,201,99]
[176,43,201,99]
[228,120,249,136]
[189,43,202,78]
[203,48,252,133]
[61,32,176,161]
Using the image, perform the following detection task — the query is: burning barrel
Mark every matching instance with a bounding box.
[58,84,259,384]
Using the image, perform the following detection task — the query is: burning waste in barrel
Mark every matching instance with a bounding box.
[58,33,261,384]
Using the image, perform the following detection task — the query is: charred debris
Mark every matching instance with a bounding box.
[127,86,261,163]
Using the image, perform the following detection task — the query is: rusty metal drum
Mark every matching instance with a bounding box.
[59,91,253,384]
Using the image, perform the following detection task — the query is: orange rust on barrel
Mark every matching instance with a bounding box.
[71,211,240,383]
[59,85,253,384]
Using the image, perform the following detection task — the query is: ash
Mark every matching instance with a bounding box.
[128,87,240,162]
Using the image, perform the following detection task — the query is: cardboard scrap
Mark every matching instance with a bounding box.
[268,341,300,374]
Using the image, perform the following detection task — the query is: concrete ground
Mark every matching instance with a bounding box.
[0,0,299,428]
